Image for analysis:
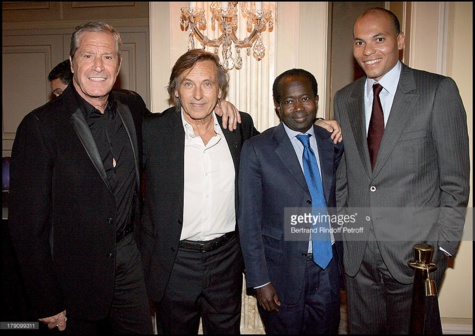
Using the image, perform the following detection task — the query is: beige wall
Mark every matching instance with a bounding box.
[401,2,472,323]
[438,1,473,321]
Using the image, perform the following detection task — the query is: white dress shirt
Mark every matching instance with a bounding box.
[180,111,236,241]
[364,60,402,133]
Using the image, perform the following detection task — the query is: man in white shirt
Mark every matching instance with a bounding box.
[139,49,258,334]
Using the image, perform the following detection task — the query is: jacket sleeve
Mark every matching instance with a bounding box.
[8,112,65,318]
[431,77,470,255]
[237,140,271,288]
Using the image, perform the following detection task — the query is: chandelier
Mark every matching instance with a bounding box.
[180,2,274,70]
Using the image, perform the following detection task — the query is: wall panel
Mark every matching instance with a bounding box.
[2,34,64,156]
[2,2,149,157]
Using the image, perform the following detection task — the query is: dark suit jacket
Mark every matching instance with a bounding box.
[237,123,344,305]
[334,63,470,283]
[8,84,149,320]
[138,106,258,302]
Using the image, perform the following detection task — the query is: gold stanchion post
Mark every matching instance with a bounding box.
[408,244,438,334]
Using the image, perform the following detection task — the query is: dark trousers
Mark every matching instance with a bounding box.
[346,236,447,335]
[155,235,243,335]
[65,234,153,334]
[258,252,341,335]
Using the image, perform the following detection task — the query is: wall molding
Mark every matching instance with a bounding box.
[2,18,149,31]
[442,318,473,335]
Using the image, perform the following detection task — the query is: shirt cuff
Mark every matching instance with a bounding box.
[254,282,270,289]
[439,246,452,257]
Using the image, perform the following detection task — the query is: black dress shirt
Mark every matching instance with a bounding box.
[73,87,135,235]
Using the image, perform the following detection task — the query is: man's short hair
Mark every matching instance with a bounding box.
[48,59,72,85]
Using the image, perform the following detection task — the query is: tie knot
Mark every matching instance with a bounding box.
[296,134,311,148]
[373,83,383,96]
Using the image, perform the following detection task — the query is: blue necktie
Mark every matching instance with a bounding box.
[296,134,333,269]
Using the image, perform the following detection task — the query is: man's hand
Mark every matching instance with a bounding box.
[215,100,242,131]
[315,119,343,144]
[38,310,67,331]
[256,283,281,312]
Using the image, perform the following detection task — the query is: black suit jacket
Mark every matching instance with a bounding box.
[138,107,258,302]
[8,84,149,320]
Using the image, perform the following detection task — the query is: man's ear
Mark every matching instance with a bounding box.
[116,57,122,76]
[274,104,282,119]
[397,31,406,50]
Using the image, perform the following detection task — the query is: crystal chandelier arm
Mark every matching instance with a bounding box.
[192,18,261,50]
[180,4,273,68]
[192,26,224,48]
[231,18,266,48]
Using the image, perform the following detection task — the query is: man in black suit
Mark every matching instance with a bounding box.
[8,21,155,334]
[138,49,259,334]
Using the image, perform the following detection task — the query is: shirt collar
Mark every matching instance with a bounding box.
[71,84,115,120]
[282,122,316,140]
[366,60,402,98]
[181,109,222,138]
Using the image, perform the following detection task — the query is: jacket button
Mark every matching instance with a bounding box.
[370,186,376,192]
[108,218,113,224]
[307,200,312,204]
[108,253,113,258]
[171,247,175,252]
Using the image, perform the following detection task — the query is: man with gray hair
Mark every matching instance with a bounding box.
[9,22,154,334]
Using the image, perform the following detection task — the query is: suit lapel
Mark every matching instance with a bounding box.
[169,110,186,211]
[216,114,243,215]
[273,124,309,194]
[372,66,419,176]
[314,125,334,203]
[69,108,111,191]
[217,115,241,172]
[116,102,141,191]
[348,80,372,177]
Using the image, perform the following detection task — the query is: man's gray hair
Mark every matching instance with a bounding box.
[70,22,122,60]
